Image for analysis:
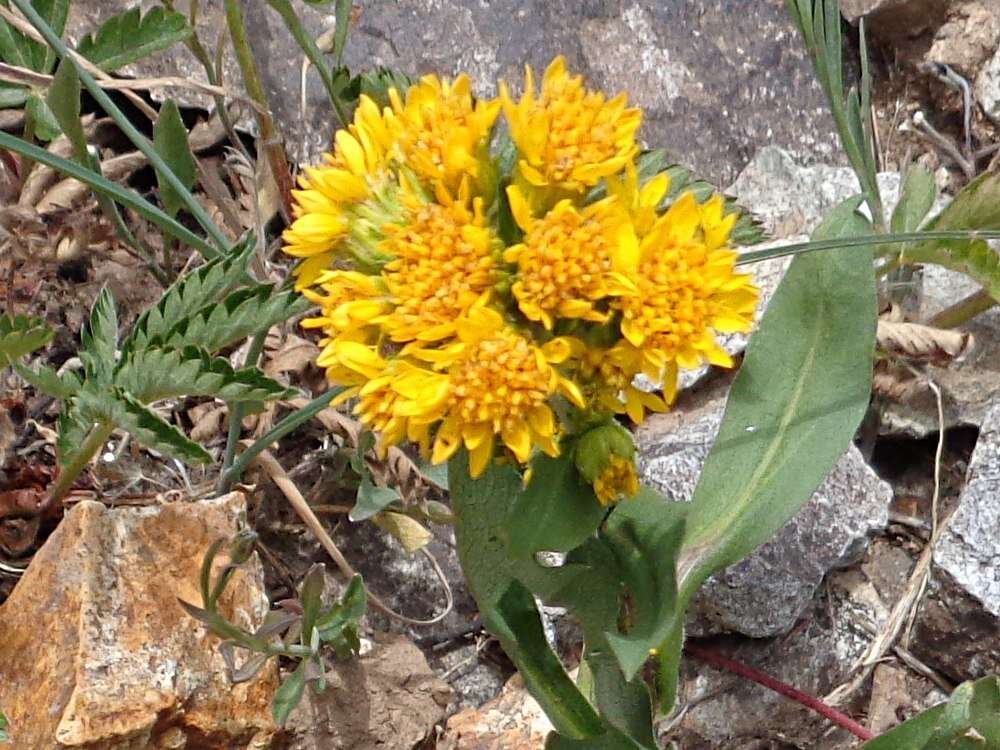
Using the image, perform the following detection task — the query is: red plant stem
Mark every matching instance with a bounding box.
[685,642,875,742]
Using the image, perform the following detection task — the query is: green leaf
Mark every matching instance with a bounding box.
[0,314,52,369]
[155,285,310,354]
[114,345,297,404]
[47,56,86,157]
[486,580,605,740]
[56,403,95,469]
[79,288,119,384]
[0,9,32,69]
[0,83,27,108]
[76,385,211,465]
[505,452,605,559]
[77,7,192,73]
[659,196,877,710]
[0,130,218,260]
[350,477,401,522]
[356,66,413,109]
[125,236,255,353]
[153,99,197,218]
[24,92,60,142]
[14,362,79,399]
[299,563,326,646]
[272,660,308,727]
[0,0,67,73]
[415,457,449,490]
[891,165,936,234]
[906,171,1000,298]
[316,574,366,645]
[0,708,8,742]
[864,677,1000,749]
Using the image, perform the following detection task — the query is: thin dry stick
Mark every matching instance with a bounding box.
[825,369,948,706]
[0,5,158,121]
[250,448,454,626]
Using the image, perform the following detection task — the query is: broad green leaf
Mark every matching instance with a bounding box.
[46,56,86,157]
[891,164,936,234]
[24,93,60,142]
[415,456,449,490]
[114,345,297,404]
[906,171,1000,299]
[76,385,211,465]
[0,9,32,69]
[658,196,877,710]
[486,580,605,741]
[864,677,1000,749]
[125,236,255,353]
[505,452,605,559]
[153,100,197,218]
[272,660,307,726]
[79,288,118,384]
[77,7,192,73]
[0,314,52,369]
[0,0,67,73]
[350,477,400,521]
[316,574,366,644]
[14,362,79,399]
[155,285,310,354]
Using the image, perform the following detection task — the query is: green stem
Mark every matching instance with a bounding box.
[48,422,115,504]
[737,229,1000,266]
[217,386,346,492]
[219,329,269,484]
[0,131,218,258]
[10,0,229,254]
[223,0,294,220]
[265,0,351,127]
[929,288,998,328]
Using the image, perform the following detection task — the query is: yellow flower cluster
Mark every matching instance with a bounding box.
[284,57,759,494]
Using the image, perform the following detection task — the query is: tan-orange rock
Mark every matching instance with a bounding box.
[0,493,277,749]
[439,675,552,750]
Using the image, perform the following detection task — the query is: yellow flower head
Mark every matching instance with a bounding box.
[282,96,401,288]
[576,342,672,424]
[500,56,641,197]
[391,308,584,477]
[613,193,759,383]
[390,74,500,195]
[504,186,638,329]
[380,186,500,343]
[593,454,640,506]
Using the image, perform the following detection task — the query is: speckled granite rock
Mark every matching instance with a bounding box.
[914,404,1000,681]
[68,0,840,183]
[0,493,276,750]
[637,395,893,638]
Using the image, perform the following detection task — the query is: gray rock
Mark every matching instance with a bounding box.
[976,45,1000,124]
[914,403,1000,681]
[70,0,839,184]
[841,0,946,37]
[637,394,892,638]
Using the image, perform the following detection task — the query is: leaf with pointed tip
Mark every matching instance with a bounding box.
[350,478,400,521]
[114,345,297,403]
[155,285,310,354]
[272,660,308,727]
[25,93,60,142]
[14,363,79,400]
[79,289,119,384]
[125,236,255,354]
[78,7,192,73]
[891,164,937,234]
[299,564,326,646]
[0,314,52,369]
[77,386,211,465]
[153,100,197,218]
[46,57,85,156]
[56,403,96,469]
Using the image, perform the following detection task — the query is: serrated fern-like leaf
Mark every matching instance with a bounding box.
[155,285,310,354]
[14,362,80,400]
[77,6,192,73]
[76,385,211,465]
[124,235,256,354]
[0,314,53,369]
[79,288,118,384]
[115,345,299,403]
[57,402,95,469]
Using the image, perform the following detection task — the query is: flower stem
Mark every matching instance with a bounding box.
[217,386,346,493]
[223,0,295,221]
[928,287,997,328]
[684,642,874,742]
[48,422,115,505]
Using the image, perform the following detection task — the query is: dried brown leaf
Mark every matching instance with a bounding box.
[877,319,974,364]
